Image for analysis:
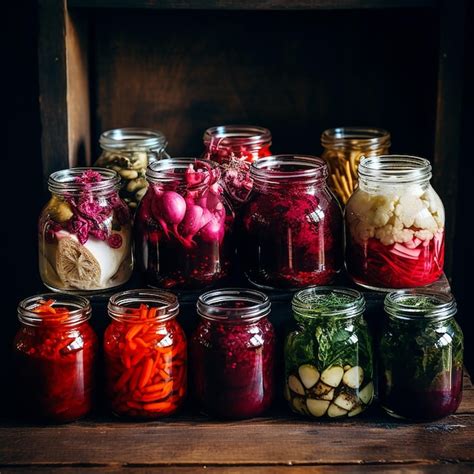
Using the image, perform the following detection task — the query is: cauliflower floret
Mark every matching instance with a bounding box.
[375,225,396,246]
[354,220,375,243]
[415,229,434,241]
[414,208,438,232]
[421,189,445,228]
[393,228,414,244]
[371,195,396,227]
[394,195,425,228]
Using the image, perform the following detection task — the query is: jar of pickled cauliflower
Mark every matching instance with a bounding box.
[240,155,343,289]
[39,168,133,293]
[95,128,170,210]
[284,287,374,419]
[136,158,235,289]
[345,156,445,290]
[321,127,391,204]
[202,125,272,207]
[379,289,463,420]
[190,288,275,419]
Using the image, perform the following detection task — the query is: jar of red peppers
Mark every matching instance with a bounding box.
[240,155,343,289]
[104,289,187,419]
[39,168,133,293]
[379,290,463,420]
[202,125,272,207]
[190,288,275,419]
[13,294,97,422]
[345,156,445,290]
[136,158,235,289]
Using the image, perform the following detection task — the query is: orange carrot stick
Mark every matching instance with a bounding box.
[125,324,143,341]
[138,358,154,389]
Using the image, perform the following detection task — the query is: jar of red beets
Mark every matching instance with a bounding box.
[240,155,343,289]
[190,288,276,419]
[136,158,235,289]
[13,294,97,422]
[202,125,272,208]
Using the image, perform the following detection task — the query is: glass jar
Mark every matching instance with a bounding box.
[379,290,463,420]
[284,287,374,419]
[345,155,445,290]
[136,158,235,289]
[240,155,343,289]
[13,294,97,422]
[95,128,170,210]
[190,288,275,419]
[202,125,272,207]
[104,289,187,419]
[321,127,391,204]
[39,168,133,293]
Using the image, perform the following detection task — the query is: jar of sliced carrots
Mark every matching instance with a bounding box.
[104,289,187,419]
[13,294,97,422]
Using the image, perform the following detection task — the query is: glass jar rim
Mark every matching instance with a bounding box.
[292,286,365,320]
[17,293,91,327]
[99,127,167,150]
[108,289,179,323]
[358,155,432,183]
[384,289,457,321]
[203,125,272,148]
[48,167,121,195]
[251,155,328,185]
[321,127,391,149]
[197,288,271,322]
[146,157,220,186]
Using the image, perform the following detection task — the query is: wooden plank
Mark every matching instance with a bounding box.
[433,0,466,279]
[1,413,473,466]
[69,0,435,9]
[38,0,90,185]
[1,465,473,473]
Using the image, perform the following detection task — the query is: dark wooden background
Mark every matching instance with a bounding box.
[4,0,473,390]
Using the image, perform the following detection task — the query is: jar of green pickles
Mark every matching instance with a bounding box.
[95,128,170,210]
[284,287,374,418]
[379,290,463,420]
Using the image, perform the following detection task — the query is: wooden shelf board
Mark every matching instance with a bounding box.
[68,0,436,11]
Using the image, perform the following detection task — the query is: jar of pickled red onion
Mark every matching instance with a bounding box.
[202,125,272,207]
[345,155,445,290]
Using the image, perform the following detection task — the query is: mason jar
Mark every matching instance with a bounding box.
[202,125,272,208]
[284,287,374,419]
[95,128,170,210]
[240,155,343,289]
[104,289,187,419]
[379,289,463,420]
[190,288,275,419]
[136,158,235,289]
[38,168,133,293]
[321,127,391,204]
[345,155,445,290]
[13,294,97,422]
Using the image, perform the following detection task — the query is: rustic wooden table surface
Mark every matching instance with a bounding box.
[1,276,473,473]
[0,371,473,473]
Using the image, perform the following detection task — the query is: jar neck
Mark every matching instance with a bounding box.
[203,125,272,153]
[146,158,220,190]
[251,155,328,190]
[99,127,168,153]
[384,290,457,323]
[108,289,179,323]
[48,168,120,198]
[358,155,432,189]
[321,127,391,152]
[292,286,365,322]
[197,288,271,324]
[17,294,91,328]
